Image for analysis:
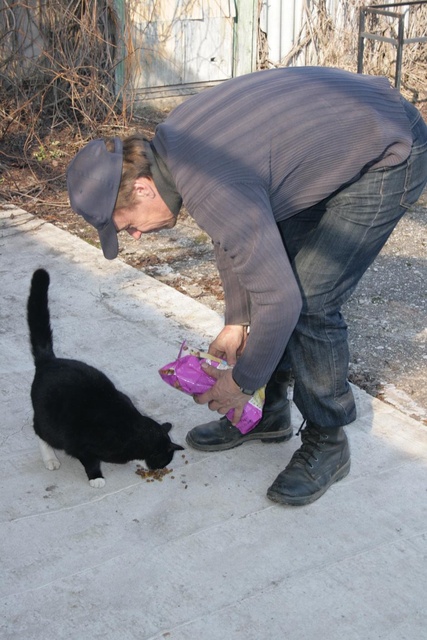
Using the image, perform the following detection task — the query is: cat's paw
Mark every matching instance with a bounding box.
[89,477,105,488]
[38,439,60,470]
[44,458,61,471]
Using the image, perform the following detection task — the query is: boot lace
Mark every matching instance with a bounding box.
[294,420,327,468]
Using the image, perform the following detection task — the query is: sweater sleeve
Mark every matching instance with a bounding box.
[188,182,303,390]
[214,244,251,325]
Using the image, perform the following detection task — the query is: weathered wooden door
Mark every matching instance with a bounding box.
[126,0,237,98]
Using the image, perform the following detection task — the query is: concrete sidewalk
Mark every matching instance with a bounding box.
[1,204,426,640]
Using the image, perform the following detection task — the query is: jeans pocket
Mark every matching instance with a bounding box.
[400,143,427,209]
[400,115,427,208]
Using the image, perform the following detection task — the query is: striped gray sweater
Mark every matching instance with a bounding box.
[152,67,413,390]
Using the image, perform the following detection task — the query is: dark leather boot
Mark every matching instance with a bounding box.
[185,371,293,451]
[267,421,350,506]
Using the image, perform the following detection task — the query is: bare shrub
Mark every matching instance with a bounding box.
[279,0,427,106]
[0,0,127,149]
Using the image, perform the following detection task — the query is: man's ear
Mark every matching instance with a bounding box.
[134,177,155,200]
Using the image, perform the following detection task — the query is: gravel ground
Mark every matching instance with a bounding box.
[343,197,426,422]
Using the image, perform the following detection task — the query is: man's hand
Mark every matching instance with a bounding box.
[208,324,248,366]
[193,365,250,425]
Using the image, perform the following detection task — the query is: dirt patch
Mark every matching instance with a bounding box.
[1,111,426,424]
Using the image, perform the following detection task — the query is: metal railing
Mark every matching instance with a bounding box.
[357,1,427,89]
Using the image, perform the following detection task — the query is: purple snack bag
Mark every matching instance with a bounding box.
[159,342,265,435]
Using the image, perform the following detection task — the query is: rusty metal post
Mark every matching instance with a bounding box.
[395,13,405,89]
[357,8,366,75]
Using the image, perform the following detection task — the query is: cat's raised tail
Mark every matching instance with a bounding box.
[27,269,55,366]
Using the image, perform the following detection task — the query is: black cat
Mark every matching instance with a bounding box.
[27,268,184,487]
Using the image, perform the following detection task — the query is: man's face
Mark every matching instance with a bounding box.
[112,177,176,240]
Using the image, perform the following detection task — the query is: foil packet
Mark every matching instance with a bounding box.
[159,342,265,435]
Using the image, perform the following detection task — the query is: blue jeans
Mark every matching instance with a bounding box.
[278,102,427,427]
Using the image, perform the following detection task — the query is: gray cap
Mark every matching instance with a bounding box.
[66,138,123,260]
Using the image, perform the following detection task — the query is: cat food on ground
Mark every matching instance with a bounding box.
[135,465,173,481]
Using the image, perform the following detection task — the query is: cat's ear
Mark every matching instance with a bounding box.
[161,422,184,450]
[170,442,185,451]
[161,422,173,434]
